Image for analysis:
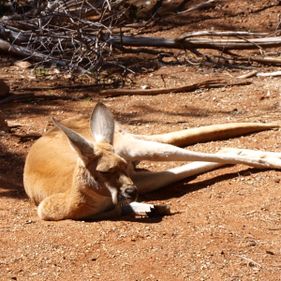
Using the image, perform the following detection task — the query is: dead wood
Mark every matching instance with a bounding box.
[237,71,258,79]
[177,31,267,39]
[0,79,251,103]
[212,54,281,67]
[257,70,281,77]
[1,1,281,73]
[177,0,217,15]
[96,79,251,97]
[245,56,281,65]
[108,35,281,51]
[2,32,281,69]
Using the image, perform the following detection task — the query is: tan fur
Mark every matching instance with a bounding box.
[24,104,136,220]
[24,128,129,220]
[24,103,280,221]
[136,123,278,146]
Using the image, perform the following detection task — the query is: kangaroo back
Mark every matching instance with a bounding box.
[23,119,89,204]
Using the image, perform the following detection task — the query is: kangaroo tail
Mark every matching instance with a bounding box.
[135,123,279,147]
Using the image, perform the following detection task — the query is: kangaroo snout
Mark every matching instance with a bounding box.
[120,185,138,202]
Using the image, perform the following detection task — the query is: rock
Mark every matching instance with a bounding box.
[0,79,10,98]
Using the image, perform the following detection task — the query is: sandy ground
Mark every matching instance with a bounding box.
[1,1,281,280]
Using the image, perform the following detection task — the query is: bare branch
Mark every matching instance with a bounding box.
[177,0,217,15]
[1,1,281,74]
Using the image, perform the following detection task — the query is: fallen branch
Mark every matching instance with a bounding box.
[250,56,281,65]
[0,38,82,70]
[257,70,281,77]
[95,79,251,96]
[238,69,281,79]
[0,79,251,103]
[108,34,281,51]
[3,27,281,73]
[177,0,218,15]
[178,30,268,39]
[237,71,258,79]
[199,53,281,68]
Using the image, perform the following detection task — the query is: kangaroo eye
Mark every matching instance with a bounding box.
[99,171,111,175]
[97,167,116,174]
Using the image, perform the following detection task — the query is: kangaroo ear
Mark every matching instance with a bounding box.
[52,117,94,162]
[90,102,115,144]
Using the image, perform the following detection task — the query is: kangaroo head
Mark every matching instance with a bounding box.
[52,103,137,205]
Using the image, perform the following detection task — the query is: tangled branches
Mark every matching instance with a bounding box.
[0,0,133,72]
[1,0,281,75]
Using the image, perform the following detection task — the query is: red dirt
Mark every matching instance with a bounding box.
[1,1,281,280]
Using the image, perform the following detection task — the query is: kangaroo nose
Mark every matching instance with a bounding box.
[121,186,138,202]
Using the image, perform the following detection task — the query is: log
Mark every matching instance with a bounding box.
[108,35,281,51]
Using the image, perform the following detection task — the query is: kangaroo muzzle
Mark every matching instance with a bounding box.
[119,185,138,202]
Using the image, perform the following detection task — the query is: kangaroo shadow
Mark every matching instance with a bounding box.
[0,143,26,199]
[141,167,266,202]
[0,177,25,198]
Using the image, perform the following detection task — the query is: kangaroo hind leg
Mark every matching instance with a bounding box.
[37,189,106,221]
[37,192,72,221]
[133,161,226,194]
